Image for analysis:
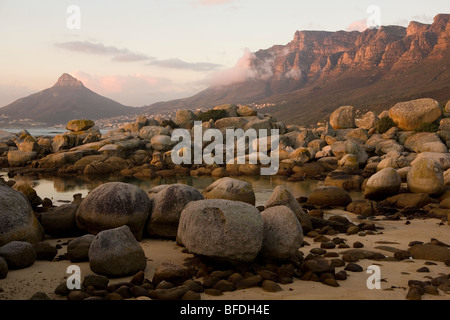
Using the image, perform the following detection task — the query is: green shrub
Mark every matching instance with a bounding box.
[376,117,396,134]
[196,109,228,122]
[414,122,439,133]
[160,119,179,128]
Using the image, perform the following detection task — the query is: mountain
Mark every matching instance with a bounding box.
[0,74,135,126]
[142,14,450,126]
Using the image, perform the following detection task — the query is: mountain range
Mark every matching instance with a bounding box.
[142,13,450,126]
[1,13,449,127]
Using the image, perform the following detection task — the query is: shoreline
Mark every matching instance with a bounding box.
[1,211,449,301]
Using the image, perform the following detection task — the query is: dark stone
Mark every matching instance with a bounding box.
[262,280,283,292]
[68,291,90,301]
[406,286,423,300]
[148,286,189,300]
[303,258,331,273]
[279,277,293,284]
[416,267,430,273]
[130,271,145,285]
[130,285,149,298]
[115,285,132,299]
[0,241,36,269]
[227,273,245,284]
[183,280,203,293]
[323,277,340,287]
[330,259,346,268]
[235,275,263,289]
[54,282,70,296]
[257,269,279,282]
[408,241,424,247]
[156,281,175,290]
[335,271,348,281]
[30,292,52,300]
[353,242,364,249]
[408,244,450,262]
[310,248,327,255]
[33,242,58,261]
[213,280,236,292]
[105,293,124,300]
[82,274,109,290]
[424,285,440,296]
[210,270,234,280]
[321,242,336,249]
[204,289,223,296]
[394,250,412,261]
[342,254,359,263]
[67,234,95,262]
[344,263,364,272]
[324,252,339,258]
[202,276,220,288]
[181,291,201,300]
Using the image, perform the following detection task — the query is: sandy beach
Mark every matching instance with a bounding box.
[1,210,448,301]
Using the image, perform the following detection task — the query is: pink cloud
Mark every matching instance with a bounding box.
[346,19,368,32]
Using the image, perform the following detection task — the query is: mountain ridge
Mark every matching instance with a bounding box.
[142,13,450,126]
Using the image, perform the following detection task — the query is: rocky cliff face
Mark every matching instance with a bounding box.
[143,14,450,126]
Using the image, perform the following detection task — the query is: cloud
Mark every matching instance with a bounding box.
[285,68,302,80]
[54,41,152,62]
[207,48,274,87]
[73,72,200,106]
[149,58,222,71]
[346,19,368,32]
[196,0,237,6]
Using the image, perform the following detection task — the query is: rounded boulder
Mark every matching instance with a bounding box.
[389,98,442,131]
[407,158,445,196]
[177,199,264,264]
[147,184,204,238]
[76,182,150,240]
[202,177,256,206]
[364,168,402,200]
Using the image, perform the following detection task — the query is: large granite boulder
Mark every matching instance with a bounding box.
[405,133,447,154]
[7,150,37,167]
[330,106,356,130]
[0,241,36,270]
[89,226,146,277]
[177,199,264,264]
[147,184,204,238]
[364,168,402,200]
[66,119,95,132]
[407,158,445,196]
[265,185,312,233]
[76,182,150,240]
[0,184,44,247]
[307,186,352,207]
[202,177,256,206]
[260,206,303,260]
[389,98,442,131]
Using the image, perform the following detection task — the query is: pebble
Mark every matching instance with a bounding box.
[183,280,203,293]
[82,274,109,290]
[256,270,278,282]
[68,291,90,301]
[344,263,364,272]
[227,273,245,284]
[324,252,339,258]
[148,286,189,300]
[30,292,52,300]
[406,286,423,300]
[130,271,145,285]
[314,235,331,243]
[181,291,201,300]
[342,254,359,263]
[235,275,263,290]
[321,242,336,249]
[156,280,175,290]
[409,241,424,247]
[416,267,430,273]
[424,285,440,296]
[424,261,437,266]
[330,259,346,268]
[353,242,364,248]
[105,293,124,300]
[323,277,340,287]
[204,289,223,296]
[310,248,327,255]
[115,285,132,299]
[262,280,283,292]
[347,226,359,235]
[130,286,149,298]
[213,280,236,292]
[394,250,412,261]
[338,243,351,249]
[334,271,348,281]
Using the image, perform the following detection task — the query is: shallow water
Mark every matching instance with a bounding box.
[1,171,365,206]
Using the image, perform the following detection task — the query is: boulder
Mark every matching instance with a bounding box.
[345,128,369,144]
[213,104,239,118]
[265,186,312,232]
[67,234,96,262]
[214,117,248,130]
[40,204,78,237]
[445,100,450,114]
[0,241,36,269]
[289,148,312,164]
[307,186,352,207]
[408,244,450,262]
[147,184,204,238]
[389,98,442,131]
[237,105,257,117]
[7,150,37,167]
[260,206,303,260]
[405,133,447,154]
[175,110,195,129]
[331,141,367,165]
[330,106,356,129]
[139,126,170,140]
[83,157,129,175]
[151,135,175,151]
[407,158,445,195]
[364,168,402,200]
[0,184,44,247]
[375,140,404,156]
[411,152,450,171]
[346,200,378,216]
[89,226,146,277]
[356,111,379,130]
[243,118,272,132]
[381,193,438,209]
[177,199,264,264]
[152,263,191,286]
[66,119,95,132]
[439,118,450,132]
[202,177,255,206]
[33,242,58,261]
[76,182,151,240]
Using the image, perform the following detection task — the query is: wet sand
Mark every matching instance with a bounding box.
[1,211,449,301]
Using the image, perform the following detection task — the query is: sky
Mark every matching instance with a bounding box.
[0,0,448,108]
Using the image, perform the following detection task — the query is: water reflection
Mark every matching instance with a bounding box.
[2,172,331,206]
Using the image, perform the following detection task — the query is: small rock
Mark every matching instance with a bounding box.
[156,280,175,290]
[0,257,8,279]
[344,263,364,272]
[68,291,90,301]
[148,286,189,300]
[416,267,430,273]
[33,242,58,261]
[262,280,283,292]
[424,285,440,296]
[183,280,203,293]
[54,282,71,296]
[227,273,245,284]
[105,293,124,300]
[406,286,423,300]
[335,271,348,281]
[181,291,201,300]
[204,289,223,296]
[67,234,95,262]
[0,241,36,269]
[323,277,340,287]
[235,275,263,290]
[30,292,52,300]
[115,286,132,299]
[152,263,190,287]
[130,271,146,285]
[347,225,359,235]
[353,242,364,249]
[82,274,109,290]
[310,248,327,255]
[394,250,412,261]
[257,270,278,282]
[321,242,336,249]
[213,280,235,292]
